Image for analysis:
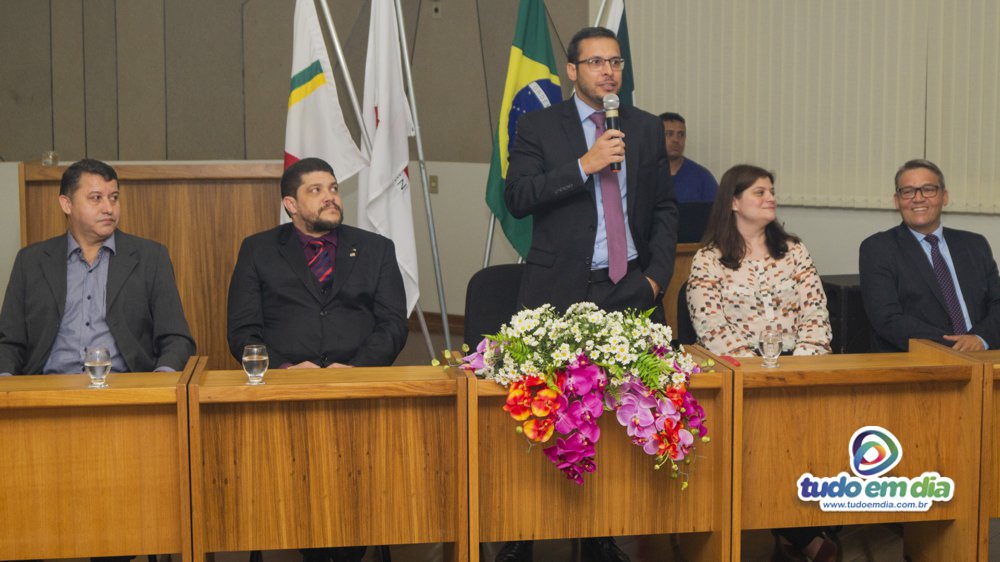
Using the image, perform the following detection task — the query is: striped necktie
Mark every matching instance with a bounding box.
[307,239,334,283]
[924,234,967,334]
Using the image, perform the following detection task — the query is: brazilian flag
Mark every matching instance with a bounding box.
[485,0,562,259]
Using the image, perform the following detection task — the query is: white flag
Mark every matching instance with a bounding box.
[284,0,367,179]
[357,0,420,314]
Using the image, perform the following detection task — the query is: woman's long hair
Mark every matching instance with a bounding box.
[701,164,799,270]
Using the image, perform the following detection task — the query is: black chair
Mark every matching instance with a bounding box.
[464,264,525,348]
[675,282,698,346]
[820,274,872,354]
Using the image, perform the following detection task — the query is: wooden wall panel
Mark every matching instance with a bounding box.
[0,1,588,164]
[164,0,247,159]
[0,1,53,162]
[24,162,282,370]
[116,0,167,161]
[82,0,120,159]
[51,0,87,162]
[243,0,294,160]
[410,0,491,163]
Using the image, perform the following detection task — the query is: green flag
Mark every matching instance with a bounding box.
[485,0,562,259]
[605,0,635,106]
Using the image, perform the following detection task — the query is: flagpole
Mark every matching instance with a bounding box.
[317,0,437,360]
[391,0,453,351]
[482,217,496,268]
[316,0,372,156]
[594,0,609,26]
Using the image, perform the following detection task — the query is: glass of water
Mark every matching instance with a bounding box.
[84,347,112,388]
[760,329,782,368]
[242,344,268,385]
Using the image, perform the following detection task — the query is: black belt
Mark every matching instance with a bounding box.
[588,259,640,283]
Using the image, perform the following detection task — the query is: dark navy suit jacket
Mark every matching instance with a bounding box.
[504,98,678,312]
[859,223,1000,351]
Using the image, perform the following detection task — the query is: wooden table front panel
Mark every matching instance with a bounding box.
[476,373,725,542]
[976,350,1000,519]
[989,358,1000,517]
[738,355,981,530]
[0,374,186,560]
[193,368,461,553]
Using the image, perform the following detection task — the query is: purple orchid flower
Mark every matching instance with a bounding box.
[461,338,490,370]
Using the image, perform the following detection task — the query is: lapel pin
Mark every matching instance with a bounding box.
[349,248,358,257]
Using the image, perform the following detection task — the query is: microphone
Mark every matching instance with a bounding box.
[602,93,621,171]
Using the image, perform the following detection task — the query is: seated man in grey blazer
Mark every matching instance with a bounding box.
[0,158,195,377]
[860,158,1000,352]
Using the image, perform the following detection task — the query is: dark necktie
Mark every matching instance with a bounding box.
[924,234,967,334]
[588,111,627,284]
[307,239,334,283]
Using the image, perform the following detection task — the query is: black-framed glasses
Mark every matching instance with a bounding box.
[576,57,626,71]
[896,184,941,199]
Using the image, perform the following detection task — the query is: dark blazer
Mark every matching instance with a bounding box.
[504,98,678,312]
[227,223,407,367]
[0,231,196,375]
[859,223,1000,352]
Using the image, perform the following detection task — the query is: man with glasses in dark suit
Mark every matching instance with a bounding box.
[860,158,1000,352]
[501,26,678,562]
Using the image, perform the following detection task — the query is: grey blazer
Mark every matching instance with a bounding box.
[0,231,196,374]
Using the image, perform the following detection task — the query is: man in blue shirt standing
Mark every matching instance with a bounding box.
[0,158,195,378]
[660,112,718,202]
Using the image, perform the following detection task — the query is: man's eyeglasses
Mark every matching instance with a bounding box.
[895,184,941,199]
[576,57,626,71]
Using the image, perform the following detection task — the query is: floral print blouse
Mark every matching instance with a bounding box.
[686,241,832,357]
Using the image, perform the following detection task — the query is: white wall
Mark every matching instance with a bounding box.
[780,205,1000,277]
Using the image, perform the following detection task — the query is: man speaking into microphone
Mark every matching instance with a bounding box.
[505,26,678,325]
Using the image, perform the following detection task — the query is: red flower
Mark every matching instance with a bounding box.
[503,383,533,421]
[523,417,555,442]
[665,386,687,408]
[531,388,562,418]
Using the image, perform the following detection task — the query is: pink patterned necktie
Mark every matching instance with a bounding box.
[588,111,627,284]
[924,234,967,334]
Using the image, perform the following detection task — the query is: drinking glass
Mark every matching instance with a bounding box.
[84,347,112,388]
[242,344,269,385]
[760,329,782,368]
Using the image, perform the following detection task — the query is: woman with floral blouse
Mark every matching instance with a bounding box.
[686,164,835,561]
[687,164,832,358]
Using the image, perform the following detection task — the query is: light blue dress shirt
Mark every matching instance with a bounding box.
[907,225,987,349]
[42,233,128,374]
[572,95,638,270]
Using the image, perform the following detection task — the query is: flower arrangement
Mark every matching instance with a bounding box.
[461,302,709,486]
